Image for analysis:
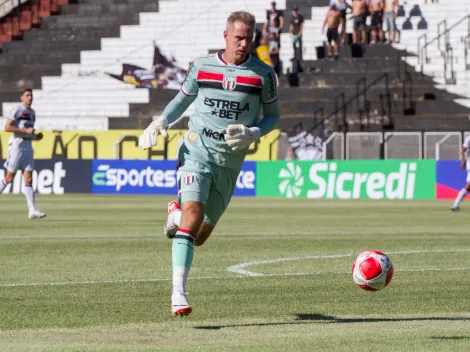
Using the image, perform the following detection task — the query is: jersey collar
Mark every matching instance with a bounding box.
[217,50,251,66]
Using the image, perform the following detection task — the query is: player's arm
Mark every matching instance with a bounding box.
[4,117,33,134]
[322,12,328,33]
[256,70,280,136]
[139,61,199,150]
[226,71,280,151]
[460,146,467,170]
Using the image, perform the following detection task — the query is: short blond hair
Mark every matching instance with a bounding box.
[226,11,256,30]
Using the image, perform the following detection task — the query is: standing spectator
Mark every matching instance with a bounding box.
[250,27,262,57]
[369,0,384,44]
[322,7,341,59]
[289,6,304,60]
[268,32,281,74]
[330,0,350,44]
[263,1,284,38]
[384,0,398,43]
[351,0,367,45]
[268,17,282,43]
[268,17,282,74]
[256,37,273,66]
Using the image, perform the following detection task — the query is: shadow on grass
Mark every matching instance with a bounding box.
[195,313,470,330]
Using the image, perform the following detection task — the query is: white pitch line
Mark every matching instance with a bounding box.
[2,249,470,288]
[2,267,470,288]
[226,249,470,276]
[226,254,353,276]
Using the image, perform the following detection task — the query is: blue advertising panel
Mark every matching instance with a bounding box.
[92,160,179,195]
[0,159,91,194]
[436,160,468,199]
[92,160,256,196]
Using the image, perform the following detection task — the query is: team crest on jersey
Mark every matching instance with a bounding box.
[188,130,199,143]
[223,76,236,91]
[183,172,195,185]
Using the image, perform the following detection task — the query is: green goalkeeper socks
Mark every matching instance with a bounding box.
[172,229,195,291]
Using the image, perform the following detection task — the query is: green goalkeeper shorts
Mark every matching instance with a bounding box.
[177,150,239,226]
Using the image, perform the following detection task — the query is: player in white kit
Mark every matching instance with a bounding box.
[451,135,470,211]
[0,89,46,219]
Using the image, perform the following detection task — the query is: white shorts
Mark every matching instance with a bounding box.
[4,148,34,173]
[466,171,470,182]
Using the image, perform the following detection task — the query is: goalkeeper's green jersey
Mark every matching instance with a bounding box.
[180,50,279,170]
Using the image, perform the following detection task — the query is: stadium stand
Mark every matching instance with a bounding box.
[0,0,469,133]
[395,0,470,106]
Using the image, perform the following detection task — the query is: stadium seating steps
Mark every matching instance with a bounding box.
[0,0,469,132]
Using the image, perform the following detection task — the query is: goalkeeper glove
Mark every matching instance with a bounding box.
[138,117,169,150]
[225,124,261,151]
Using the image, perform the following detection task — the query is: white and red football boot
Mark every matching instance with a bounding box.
[164,200,181,238]
[171,290,192,316]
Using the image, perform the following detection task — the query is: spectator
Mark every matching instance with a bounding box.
[369,0,384,44]
[250,27,262,57]
[329,0,350,44]
[268,32,281,74]
[322,7,341,59]
[268,18,282,74]
[255,37,273,66]
[263,1,284,37]
[351,0,367,45]
[268,17,282,42]
[289,6,304,60]
[384,0,398,43]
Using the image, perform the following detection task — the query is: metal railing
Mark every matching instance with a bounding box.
[463,32,470,70]
[443,44,456,84]
[312,73,392,132]
[318,131,464,160]
[418,15,470,73]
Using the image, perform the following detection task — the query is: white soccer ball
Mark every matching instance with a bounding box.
[352,250,394,291]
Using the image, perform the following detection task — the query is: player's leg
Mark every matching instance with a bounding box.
[171,160,211,316]
[194,222,215,246]
[0,170,15,193]
[451,174,470,211]
[0,149,16,193]
[23,171,46,220]
[197,165,238,247]
[22,153,46,219]
[1,147,21,194]
[1,148,22,195]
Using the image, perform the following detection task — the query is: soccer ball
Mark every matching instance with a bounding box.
[352,250,394,291]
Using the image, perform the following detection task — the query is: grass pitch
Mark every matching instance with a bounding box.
[0,195,470,351]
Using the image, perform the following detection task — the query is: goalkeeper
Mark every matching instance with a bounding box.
[139,10,280,316]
